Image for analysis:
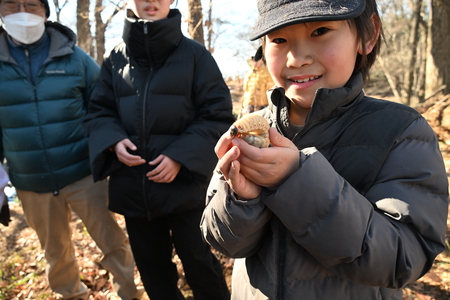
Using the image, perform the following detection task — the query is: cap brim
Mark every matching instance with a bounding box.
[250,0,366,41]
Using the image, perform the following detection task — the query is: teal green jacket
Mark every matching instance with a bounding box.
[0,22,100,194]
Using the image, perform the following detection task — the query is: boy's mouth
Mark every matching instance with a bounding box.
[145,6,158,12]
[290,76,321,84]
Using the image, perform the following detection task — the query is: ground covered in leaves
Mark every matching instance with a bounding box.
[0,202,235,300]
[0,183,448,300]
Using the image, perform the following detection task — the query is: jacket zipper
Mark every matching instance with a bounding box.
[24,48,33,83]
[25,48,60,195]
[142,23,152,220]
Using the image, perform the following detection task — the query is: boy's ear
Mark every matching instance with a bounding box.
[358,14,381,55]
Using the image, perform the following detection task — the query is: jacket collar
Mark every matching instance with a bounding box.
[268,73,365,139]
[0,21,75,64]
[122,9,183,68]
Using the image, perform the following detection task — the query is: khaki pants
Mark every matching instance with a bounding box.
[18,176,139,300]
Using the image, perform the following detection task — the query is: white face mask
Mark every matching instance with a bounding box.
[1,12,45,45]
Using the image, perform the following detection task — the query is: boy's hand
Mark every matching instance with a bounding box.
[147,155,181,183]
[215,132,263,199]
[114,139,146,167]
[234,128,300,187]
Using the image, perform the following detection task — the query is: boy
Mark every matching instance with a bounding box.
[201,0,449,299]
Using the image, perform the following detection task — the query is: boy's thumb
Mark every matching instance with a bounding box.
[123,139,137,151]
[269,128,295,149]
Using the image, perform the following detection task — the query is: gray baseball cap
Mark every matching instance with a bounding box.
[250,0,366,41]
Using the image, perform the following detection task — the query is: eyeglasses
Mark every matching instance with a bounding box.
[1,0,44,14]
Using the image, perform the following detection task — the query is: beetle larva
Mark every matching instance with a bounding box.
[230,114,270,148]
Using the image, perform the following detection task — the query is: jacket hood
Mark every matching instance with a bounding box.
[0,21,76,63]
[268,73,365,140]
[122,9,183,67]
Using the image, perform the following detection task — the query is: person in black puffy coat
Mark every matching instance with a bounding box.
[83,0,234,299]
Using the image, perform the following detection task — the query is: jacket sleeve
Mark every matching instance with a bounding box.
[263,117,448,288]
[83,56,129,181]
[161,48,235,182]
[201,169,273,257]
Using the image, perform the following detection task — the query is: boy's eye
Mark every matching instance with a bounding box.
[271,38,286,44]
[312,27,330,36]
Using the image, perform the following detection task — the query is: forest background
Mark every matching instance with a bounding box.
[46,0,450,105]
[1,0,450,299]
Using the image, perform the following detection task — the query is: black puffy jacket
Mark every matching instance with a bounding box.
[84,10,235,219]
[201,74,449,299]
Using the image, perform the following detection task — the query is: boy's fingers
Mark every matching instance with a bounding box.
[228,160,240,183]
[217,146,240,179]
[232,137,258,153]
[215,131,234,159]
[149,155,164,165]
[121,139,137,151]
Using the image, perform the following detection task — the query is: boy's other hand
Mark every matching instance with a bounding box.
[114,138,146,167]
[215,131,263,199]
[234,128,299,187]
[147,155,181,183]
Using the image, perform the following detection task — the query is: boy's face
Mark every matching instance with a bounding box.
[127,0,173,21]
[264,20,360,125]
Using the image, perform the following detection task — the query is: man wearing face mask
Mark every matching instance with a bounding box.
[0,1,144,300]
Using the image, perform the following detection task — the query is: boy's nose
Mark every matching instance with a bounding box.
[287,49,313,68]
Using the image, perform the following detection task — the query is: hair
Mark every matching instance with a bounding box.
[260,0,383,84]
[353,0,383,83]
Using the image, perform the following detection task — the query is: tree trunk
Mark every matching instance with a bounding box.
[378,56,403,103]
[415,14,428,102]
[425,0,450,98]
[93,1,124,65]
[403,0,422,106]
[206,0,213,53]
[77,0,92,55]
[94,0,106,65]
[187,0,204,45]
[52,0,68,23]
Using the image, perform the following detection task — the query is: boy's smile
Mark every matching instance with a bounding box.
[264,20,360,125]
[287,74,321,90]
